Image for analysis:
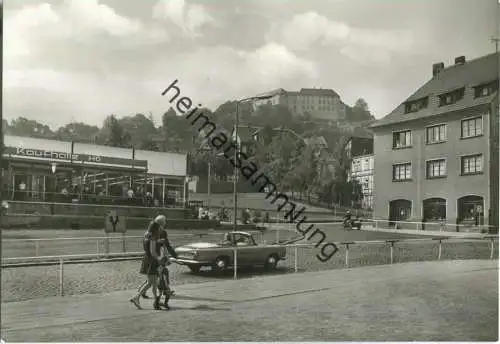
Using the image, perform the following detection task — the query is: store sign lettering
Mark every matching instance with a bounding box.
[5,146,146,168]
[87,155,102,162]
[16,147,77,160]
[15,148,101,162]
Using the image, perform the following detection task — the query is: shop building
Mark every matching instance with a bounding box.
[1,135,188,207]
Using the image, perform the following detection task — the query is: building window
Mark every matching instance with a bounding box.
[426,159,447,179]
[474,80,499,98]
[426,124,447,144]
[393,130,412,149]
[438,88,465,106]
[404,97,428,113]
[393,163,412,181]
[461,154,483,175]
[461,116,483,138]
[362,159,369,171]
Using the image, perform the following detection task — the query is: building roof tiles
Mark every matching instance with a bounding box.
[372,52,499,129]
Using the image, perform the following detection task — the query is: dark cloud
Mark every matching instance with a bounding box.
[3,0,498,127]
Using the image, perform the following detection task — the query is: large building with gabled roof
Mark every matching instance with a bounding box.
[251,87,347,122]
[371,52,499,232]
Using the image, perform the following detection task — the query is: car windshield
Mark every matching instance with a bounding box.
[235,234,254,245]
[222,233,255,246]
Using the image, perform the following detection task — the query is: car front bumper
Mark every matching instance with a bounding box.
[173,258,212,266]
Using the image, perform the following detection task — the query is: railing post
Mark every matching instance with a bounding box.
[438,239,442,261]
[59,258,64,297]
[490,238,495,260]
[276,227,280,243]
[294,245,298,273]
[387,241,396,264]
[233,248,238,280]
[35,240,40,257]
[105,234,110,256]
[122,233,126,253]
[345,243,350,268]
[96,239,100,260]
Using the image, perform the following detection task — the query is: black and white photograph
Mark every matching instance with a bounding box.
[0,0,499,342]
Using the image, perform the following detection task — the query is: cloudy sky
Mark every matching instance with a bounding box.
[4,0,499,129]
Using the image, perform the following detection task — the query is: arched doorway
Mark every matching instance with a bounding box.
[389,199,412,227]
[423,198,447,222]
[458,195,484,226]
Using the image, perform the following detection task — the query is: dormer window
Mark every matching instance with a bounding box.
[438,88,465,107]
[404,97,428,114]
[474,80,499,98]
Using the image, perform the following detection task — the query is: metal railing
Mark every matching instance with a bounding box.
[3,191,185,208]
[365,218,496,233]
[2,230,267,258]
[2,236,497,297]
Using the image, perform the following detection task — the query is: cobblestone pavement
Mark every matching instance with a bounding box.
[2,234,497,302]
[2,260,497,342]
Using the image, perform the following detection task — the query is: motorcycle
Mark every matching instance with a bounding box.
[343,217,362,230]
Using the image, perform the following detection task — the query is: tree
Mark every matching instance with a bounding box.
[287,145,320,200]
[119,113,157,147]
[347,98,375,122]
[56,122,100,143]
[8,117,54,138]
[147,113,156,127]
[260,125,274,146]
[253,104,294,129]
[161,106,210,152]
[263,135,301,185]
[100,115,130,148]
[354,98,369,112]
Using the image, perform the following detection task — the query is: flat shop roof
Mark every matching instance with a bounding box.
[3,135,187,177]
[3,146,147,171]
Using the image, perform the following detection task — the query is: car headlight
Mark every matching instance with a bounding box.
[193,250,198,259]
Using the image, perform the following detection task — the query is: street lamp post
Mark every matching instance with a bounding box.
[207,160,211,208]
[233,101,239,232]
[232,93,274,232]
[50,163,57,215]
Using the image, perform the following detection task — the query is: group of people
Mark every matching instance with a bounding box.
[129,215,178,310]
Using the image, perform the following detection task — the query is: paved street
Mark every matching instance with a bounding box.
[1,223,440,259]
[1,260,497,342]
[2,235,496,303]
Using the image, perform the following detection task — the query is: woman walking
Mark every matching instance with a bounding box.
[130,215,166,310]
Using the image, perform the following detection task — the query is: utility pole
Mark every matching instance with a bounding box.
[492,0,500,53]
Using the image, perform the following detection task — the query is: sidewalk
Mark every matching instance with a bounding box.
[1,260,497,342]
[361,225,495,238]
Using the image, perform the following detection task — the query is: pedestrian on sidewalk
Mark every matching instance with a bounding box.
[130,215,167,310]
[156,227,178,305]
[157,232,178,309]
[136,227,154,300]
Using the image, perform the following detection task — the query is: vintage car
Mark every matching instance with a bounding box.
[174,231,287,273]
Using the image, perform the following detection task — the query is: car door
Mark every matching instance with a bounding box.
[233,234,255,267]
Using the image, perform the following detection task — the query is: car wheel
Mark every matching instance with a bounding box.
[213,256,229,272]
[188,265,201,273]
[265,254,279,270]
